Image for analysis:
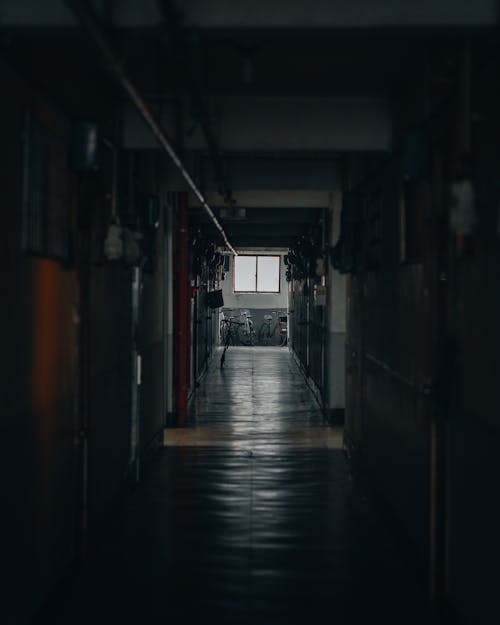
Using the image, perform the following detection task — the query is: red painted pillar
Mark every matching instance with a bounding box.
[175,191,190,424]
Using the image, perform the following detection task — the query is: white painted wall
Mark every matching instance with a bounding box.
[221,250,288,311]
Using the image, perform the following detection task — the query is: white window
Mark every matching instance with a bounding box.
[234,255,280,293]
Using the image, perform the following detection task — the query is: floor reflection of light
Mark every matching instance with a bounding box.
[163,346,343,455]
[163,425,342,451]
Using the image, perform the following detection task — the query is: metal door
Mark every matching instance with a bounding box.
[344,273,363,458]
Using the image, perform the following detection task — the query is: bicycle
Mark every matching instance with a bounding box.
[220,316,243,368]
[237,310,256,346]
[220,315,235,346]
[258,312,288,346]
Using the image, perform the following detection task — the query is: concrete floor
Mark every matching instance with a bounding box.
[36,347,438,624]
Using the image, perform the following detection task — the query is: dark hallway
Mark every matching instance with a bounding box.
[37,347,436,624]
[2,2,500,625]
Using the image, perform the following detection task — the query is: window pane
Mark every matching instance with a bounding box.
[234,255,256,291]
[257,256,280,292]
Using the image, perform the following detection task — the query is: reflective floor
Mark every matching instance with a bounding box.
[37,347,437,624]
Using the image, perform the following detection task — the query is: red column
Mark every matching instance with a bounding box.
[175,191,190,424]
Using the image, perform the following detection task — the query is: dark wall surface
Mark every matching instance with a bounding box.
[289,275,327,403]
[444,63,500,625]
[0,62,173,623]
[0,61,79,624]
[360,168,431,566]
[87,260,132,527]
[343,165,436,586]
[136,153,167,452]
[343,59,500,624]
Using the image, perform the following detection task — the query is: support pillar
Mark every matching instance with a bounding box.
[175,191,190,424]
[326,191,347,422]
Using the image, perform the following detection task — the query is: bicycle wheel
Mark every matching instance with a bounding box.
[248,323,256,346]
[238,326,251,345]
[258,322,272,345]
[220,323,228,346]
[278,328,288,347]
[220,341,229,368]
[220,327,236,368]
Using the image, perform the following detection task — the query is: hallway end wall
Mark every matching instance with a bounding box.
[221,251,288,311]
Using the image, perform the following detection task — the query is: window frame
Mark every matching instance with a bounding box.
[233,254,281,294]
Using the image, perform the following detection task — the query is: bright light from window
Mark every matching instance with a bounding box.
[234,255,256,291]
[257,256,280,292]
[234,255,280,293]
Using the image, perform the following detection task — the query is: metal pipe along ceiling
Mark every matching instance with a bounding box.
[65,0,237,256]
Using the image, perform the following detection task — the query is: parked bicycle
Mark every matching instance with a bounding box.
[219,316,243,368]
[237,310,256,346]
[258,311,288,346]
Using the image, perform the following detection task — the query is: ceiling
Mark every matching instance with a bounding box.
[1,0,497,249]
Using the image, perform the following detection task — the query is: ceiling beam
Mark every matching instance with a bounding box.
[1,0,496,28]
[123,96,391,154]
[191,190,331,208]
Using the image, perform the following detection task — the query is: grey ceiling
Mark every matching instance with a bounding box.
[1,1,496,248]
